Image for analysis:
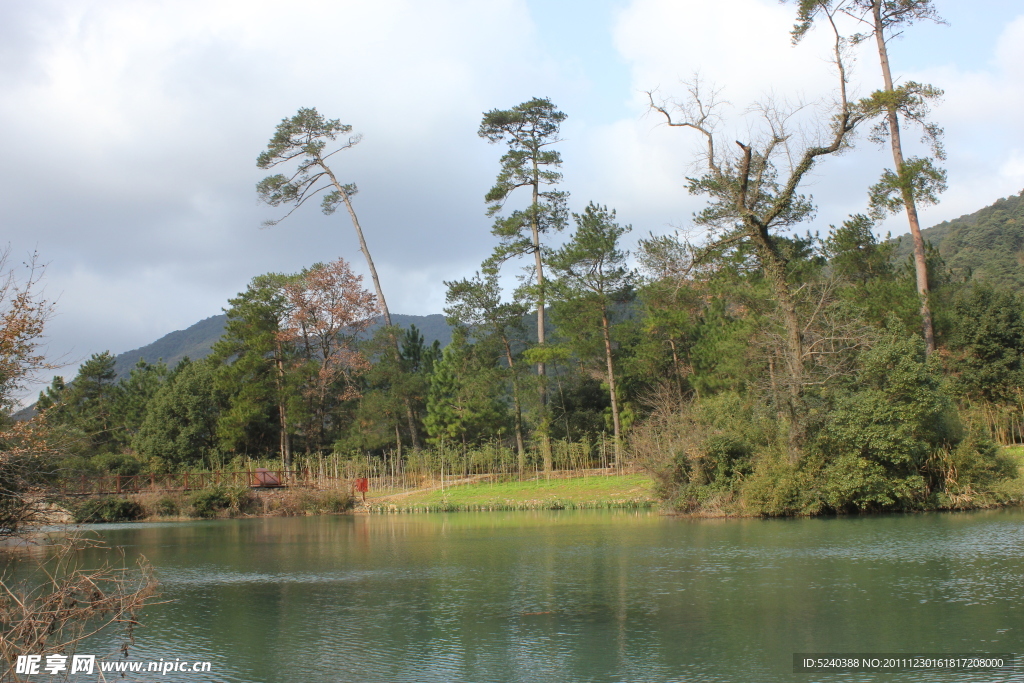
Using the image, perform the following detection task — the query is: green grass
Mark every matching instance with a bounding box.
[366,473,657,513]
[1002,444,1024,460]
[1001,445,1024,482]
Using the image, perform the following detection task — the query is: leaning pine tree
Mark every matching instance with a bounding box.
[256,108,422,449]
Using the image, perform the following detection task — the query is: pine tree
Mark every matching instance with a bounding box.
[549,203,634,466]
[478,97,567,471]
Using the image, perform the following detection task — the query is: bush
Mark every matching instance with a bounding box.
[71,496,144,523]
[188,485,255,518]
[311,489,353,513]
[188,488,230,518]
[819,454,925,512]
[152,495,182,517]
[739,457,815,516]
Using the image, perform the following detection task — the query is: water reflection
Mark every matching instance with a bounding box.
[21,509,1021,682]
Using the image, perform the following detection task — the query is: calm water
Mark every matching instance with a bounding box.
[29,510,1024,681]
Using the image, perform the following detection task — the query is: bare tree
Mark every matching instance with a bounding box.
[647,6,867,458]
[0,249,157,682]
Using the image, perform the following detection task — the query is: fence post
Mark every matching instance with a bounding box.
[184,472,190,491]
[116,474,122,495]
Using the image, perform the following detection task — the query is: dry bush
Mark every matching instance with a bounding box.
[628,382,707,500]
[1,418,68,542]
[1,538,158,682]
[256,487,354,516]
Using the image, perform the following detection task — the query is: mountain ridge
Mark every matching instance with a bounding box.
[110,312,455,380]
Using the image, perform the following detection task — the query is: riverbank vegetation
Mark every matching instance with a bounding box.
[67,486,354,522]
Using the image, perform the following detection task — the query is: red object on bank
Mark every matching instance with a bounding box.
[355,478,369,493]
[254,468,282,488]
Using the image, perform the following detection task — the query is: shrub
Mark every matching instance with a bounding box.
[71,497,144,523]
[819,454,925,512]
[739,458,810,516]
[152,495,182,517]
[188,485,254,518]
[312,489,353,513]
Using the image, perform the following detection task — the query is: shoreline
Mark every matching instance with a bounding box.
[19,466,1024,527]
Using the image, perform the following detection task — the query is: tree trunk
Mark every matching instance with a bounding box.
[872,0,935,354]
[752,227,805,461]
[503,336,527,472]
[668,338,685,402]
[321,163,423,448]
[274,343,292,469]
[530,155,552,472]
[601,309,622,468]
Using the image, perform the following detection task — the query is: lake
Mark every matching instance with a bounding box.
[47,509,1024,681]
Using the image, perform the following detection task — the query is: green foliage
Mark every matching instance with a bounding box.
[401,324,441,375]
[548,373,608,441]
[478,97,568,263]
[256,107,360,226]
[92,452,144,476]
[188,487,232,518]
[424,335,508,446]
[39,355,171,458]
[869,156,947,219]
[819,453,924,512]
[824,214,919,327]
[816,330,954,495]
[151,495,182,517]
[60,352,121,452]
[896,192,1024,292]
[188,485,254,518]
[739,458,814,516]
[945,284,1024,403]
[35,375,66,415]
[211,273,295,458]
[338,326,422,453]
[133,360,220,471]
[71,496,144,523]
[112,359,170,448]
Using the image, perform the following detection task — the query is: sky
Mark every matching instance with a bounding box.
[2,0,1023,404]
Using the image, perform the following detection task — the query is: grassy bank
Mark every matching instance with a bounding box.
[365,473,657,513]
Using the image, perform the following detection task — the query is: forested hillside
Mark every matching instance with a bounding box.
[893,191,1024,289]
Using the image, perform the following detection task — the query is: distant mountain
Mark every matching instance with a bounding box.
[893,191,1024,290]
[111,312,454,379]
[112,315,227,379]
